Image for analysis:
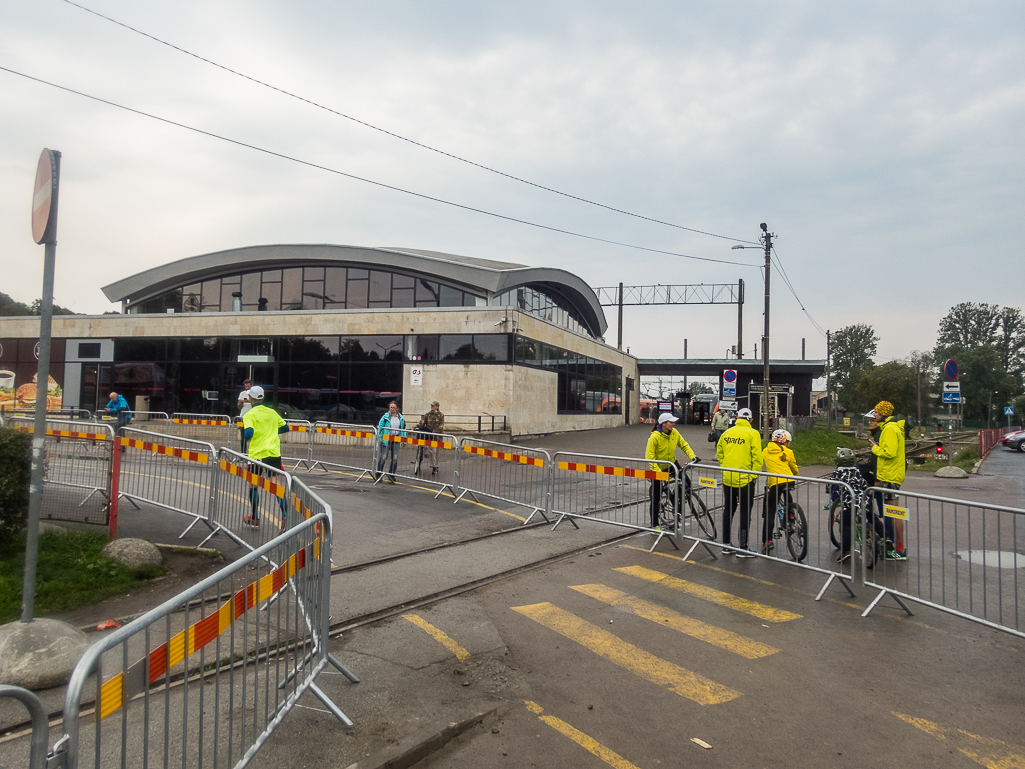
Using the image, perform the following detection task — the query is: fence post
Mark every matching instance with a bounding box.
[108,433,121,539]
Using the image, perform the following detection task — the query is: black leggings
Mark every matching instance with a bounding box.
[722,483,754,549]
[762,482,795,542]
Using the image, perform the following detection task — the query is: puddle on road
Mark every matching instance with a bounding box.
[954,550,1024,568]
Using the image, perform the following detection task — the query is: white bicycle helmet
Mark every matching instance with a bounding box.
[771,429,792,444]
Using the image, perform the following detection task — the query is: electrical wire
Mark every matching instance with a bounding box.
[771,245,828,337]
[0,65,759,268]
[61,0,762,247]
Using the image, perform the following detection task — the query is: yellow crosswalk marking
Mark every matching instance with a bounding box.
[616,565,802,623]
[524,701,641,769]
[894,712,1025,767]
[512,602,741,705]
[571,584,779,659]
[403,614,470,660]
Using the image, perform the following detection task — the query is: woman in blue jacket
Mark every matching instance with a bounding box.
[376,401,405,482]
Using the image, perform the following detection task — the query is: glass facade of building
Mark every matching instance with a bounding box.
[492,285,593,338]
[89,334,620,422]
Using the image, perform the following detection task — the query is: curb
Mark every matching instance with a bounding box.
[342,707,500,769]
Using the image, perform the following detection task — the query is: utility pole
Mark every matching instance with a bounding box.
[617,282,624,350]
[826,330,832,430]
[737,279,744,359]
[730,224,774,439]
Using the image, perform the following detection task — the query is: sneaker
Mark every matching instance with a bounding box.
[885,549,908,561]
[761,540,774,554]
[735,549,756,559]
[431,467,438,476]
[837,552,851,563]
[721,546,735,555]
[653,525,662,532]
[244,515,259,527]
[822,502,832,510]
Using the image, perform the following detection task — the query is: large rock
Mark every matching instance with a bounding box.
[0,618,91,689]
[102,538,163,569]
[935,465,969,479]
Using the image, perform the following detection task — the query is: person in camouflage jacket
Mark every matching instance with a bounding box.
[414,401,445,475]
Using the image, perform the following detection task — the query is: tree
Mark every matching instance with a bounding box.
[936,302,1000,350]
[856,361,919,423]
[830,324,878,413]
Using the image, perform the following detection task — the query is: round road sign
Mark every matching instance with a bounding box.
[723,369,737,383]
[32,148,60,245]
[944,359,959,381]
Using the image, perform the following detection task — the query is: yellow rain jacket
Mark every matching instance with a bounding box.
[872,416,906,485]
[645,427,696,473]
[716,418,763,487]
[762,441,798,487]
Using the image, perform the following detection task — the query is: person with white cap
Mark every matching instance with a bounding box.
[241,385,289,529]
[645,412,698,530]
[715,407,763,556]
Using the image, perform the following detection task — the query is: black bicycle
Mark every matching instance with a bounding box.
[827,492,885,568]
[765,484,807,562]
[654,461,716,540]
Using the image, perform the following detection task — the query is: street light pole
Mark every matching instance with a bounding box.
[732,223,773,440]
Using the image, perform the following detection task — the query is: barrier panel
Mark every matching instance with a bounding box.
[979,425,1022,456]
[0,685,49,769]
[10,418,114,525]
[2,407,93,421]
[373,428,458,497]
[308,421,378,480]
[861,488,1025,638]
[549,451,679,552]
[444,414,508,433]
[48,514,355,769]
[280,419,314,470]
[454,437,552,523]
[683,464,860,599]
[170,413,236,451]
[211,448,292,551]
[117,428,218,541]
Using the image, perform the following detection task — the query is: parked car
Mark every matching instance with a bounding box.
[1000,430,1025,452]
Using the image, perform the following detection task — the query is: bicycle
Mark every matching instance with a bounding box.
[653,460,717,540]
[826,492,885,568]
[763,484,807,562]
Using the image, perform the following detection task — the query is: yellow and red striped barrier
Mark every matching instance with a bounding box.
[382,433,452,449]
[315,426,374,440]
[557,460,669,482]
[219,459,286,498]
[119,436,209,464]
[13,426,108,442]
[287,424,309,432]
[462,444,544,467]
[173,418,229,426]
[97,541,318,720]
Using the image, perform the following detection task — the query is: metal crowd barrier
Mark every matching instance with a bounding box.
[48,514,355,769]
[170,412,236,451]
[684,464,860,599]
[372,428,458,497]
[307,421,378,480]
[861,487,1025,638]
[0,685,50,769]
[549,451,680,552]
[117,427,218,541]
[281,419,314,470]
[10,418,115,526]
[443,414,508,433]
[3,407,93,421]
[979,425,1022,456]
[211,448,293,551]
[454,437,552,523]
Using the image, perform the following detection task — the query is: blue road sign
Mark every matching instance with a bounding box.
[943,392,962,404]
[723,369,737,383]
[944,359,959,380]
[723,386,736,396]
[1006,406,1015,416]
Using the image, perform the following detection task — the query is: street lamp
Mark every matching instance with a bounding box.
[732,223,774,440]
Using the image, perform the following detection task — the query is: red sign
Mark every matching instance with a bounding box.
[944,359,959,381]
[31,149,60,245]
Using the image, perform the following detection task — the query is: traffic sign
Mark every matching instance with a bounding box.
[1006,407,1015,416]
[942,392,962,404]
[944,359,959,381]
[31,149,60,245]
[723,385,736,396]
[723,369,737,383]
[942,381,960,393]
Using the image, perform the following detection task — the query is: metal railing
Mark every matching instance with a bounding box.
[440,414,507,433]
[861,487,1025,638]
[170,412,236,451]
[372,428,458,497]
[454,437,552,523]
[307,421,378,480]
[48,513,354,769]
[211,448,292,551]
[1,406,93,421]
[979,425,1022,456]
[9,418,115,526]
[0,685,50,769]
[280,420,314,470]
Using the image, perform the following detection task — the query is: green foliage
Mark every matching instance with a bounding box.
[786,428,863,467]
[0,291,77,316]
[856,361,919,422]
[0,529,165,623]
[830,324,879,413]
[0,428,32,535]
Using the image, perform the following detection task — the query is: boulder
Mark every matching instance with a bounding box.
[0,618,91,689]
[935,465,969,479]
[102,538,163,569]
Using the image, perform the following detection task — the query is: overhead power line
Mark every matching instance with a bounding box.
[61,0,761,247]
[0,65,759,268]
[771,246,827,337]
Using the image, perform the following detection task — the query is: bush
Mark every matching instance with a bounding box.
[0,427,31,535]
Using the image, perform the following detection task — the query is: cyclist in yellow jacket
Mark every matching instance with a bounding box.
[645,413,697,530]
[760,429,798,553]
[715,407,763,556]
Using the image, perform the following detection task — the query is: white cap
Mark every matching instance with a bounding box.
[248,385,265,400]
[657,413,679,425]
[737,408,753,419]
[864,410,876,418]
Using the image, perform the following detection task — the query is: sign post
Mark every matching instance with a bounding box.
[944,359,958,468]
[1007,406,1015,431]
[722,369,737,397]
[22,148,61,623]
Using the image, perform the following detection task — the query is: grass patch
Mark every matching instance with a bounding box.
[788,428,866,467]
[910,443,979,473]
[0,529,166,624]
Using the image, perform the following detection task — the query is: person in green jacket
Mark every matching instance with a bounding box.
[644,413,697,530]
[715,407,763,556]
[869,400,907,560]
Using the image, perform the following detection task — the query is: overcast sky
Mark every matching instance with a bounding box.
[2,1,1022,369]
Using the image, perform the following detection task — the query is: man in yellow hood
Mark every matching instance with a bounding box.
[715,407,763,556]
[869,400,907,560]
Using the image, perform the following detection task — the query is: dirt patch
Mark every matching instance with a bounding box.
[50,549,229,631]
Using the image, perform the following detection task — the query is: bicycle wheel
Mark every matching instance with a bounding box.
[785,503,808,562]
[413,445,424,475]
[658,483,678,530]
[828,499,842,549]
[688,492,716,540]
[863,521,878,570]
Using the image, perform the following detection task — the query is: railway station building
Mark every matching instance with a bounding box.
[0,244,638,437]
